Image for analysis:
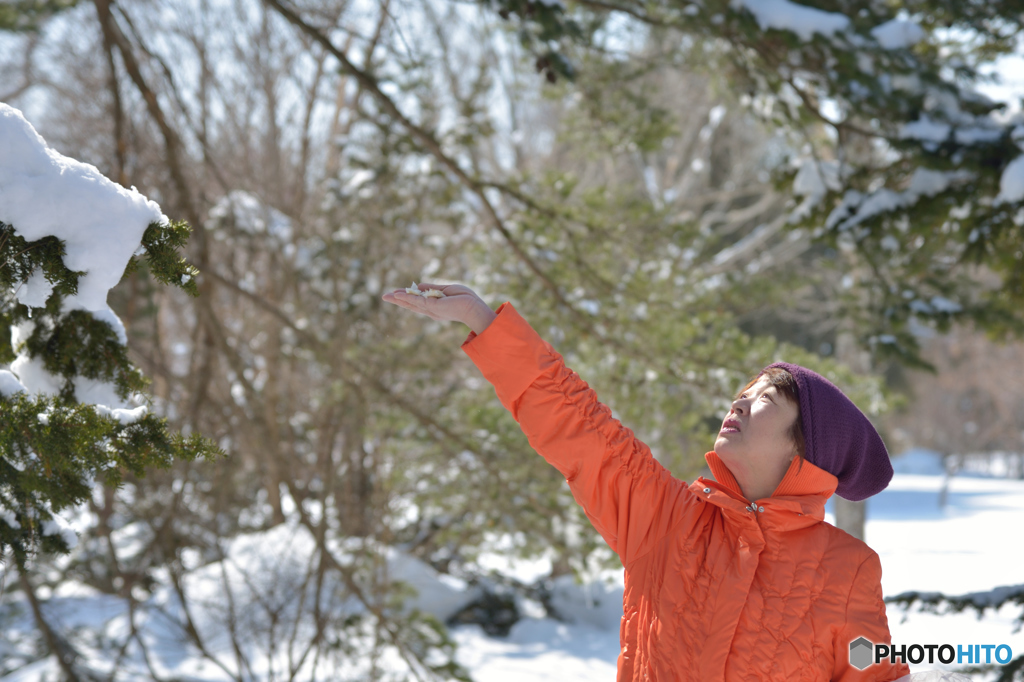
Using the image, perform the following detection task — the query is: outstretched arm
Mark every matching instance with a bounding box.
[383,284,700,567]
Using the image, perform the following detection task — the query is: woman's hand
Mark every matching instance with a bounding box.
[382,282,497,334]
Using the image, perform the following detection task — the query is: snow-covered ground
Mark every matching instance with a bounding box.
[2,450,1022,680]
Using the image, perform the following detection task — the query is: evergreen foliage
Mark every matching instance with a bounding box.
[0,0,78,32]
[123,220,201,297]
[0,218,219,560]
[482,0,1024,364]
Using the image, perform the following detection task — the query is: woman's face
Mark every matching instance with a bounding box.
[714,376,800,488]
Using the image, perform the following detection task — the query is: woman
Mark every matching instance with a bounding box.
[383,283,910,682]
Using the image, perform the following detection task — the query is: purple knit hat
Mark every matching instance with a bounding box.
[762,362,893,501]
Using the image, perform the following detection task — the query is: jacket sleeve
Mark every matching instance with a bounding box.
[832,552,910,682]
[461,302,701,567]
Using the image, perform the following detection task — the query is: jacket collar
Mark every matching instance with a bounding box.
[693,452,839,532]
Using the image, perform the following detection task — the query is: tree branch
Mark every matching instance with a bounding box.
[16,559,87,682]
[92,0,203,233]
[262,0,609,340]
[201,268,503,478]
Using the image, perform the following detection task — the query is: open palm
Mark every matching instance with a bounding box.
[382,282,488,325]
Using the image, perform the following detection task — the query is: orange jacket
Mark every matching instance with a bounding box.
[463,303,909,682]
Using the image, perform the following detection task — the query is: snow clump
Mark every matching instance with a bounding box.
[405,282,446,298]
[42,517,78,549]
[0,508,20,529]
[0,370,27,397]
[900,115,951,144]
[791,158,843,220]
[870,20,926,50]
[0,103,162,423]
[996,154,1024,204]
[0,103,165,311]
[826,168,974,232]
[730,0,849,41]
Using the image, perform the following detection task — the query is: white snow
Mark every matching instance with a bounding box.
[15,270,53,309]
[41,518,78,549]
[386,545,482,621]
[1012,125,1024,149]
[469,532,559,584]
[0,104,158,422]
[72,377,125,408]
[707,104,727,130]
[793,159,841,199]
[871,20,926,50]
[0,104,166,312]
[730,0,850,41]
[5,320,136,415]
[452,620,620,682]
[996,154,1024,204]
[545,575,623,630]
[900,115,952,144]
[92,404,148,425]
[80,303,129,345]
[888,74,923,94]
[906,168,965,196]
[954,127,1003,145]
[826,168,973,232]
[0,509,19,529]
[404,281,447,298]
[10,353,63,397]
[792,158,842,219]
[345,169,375,190]
[0,369,27,397]
[180,521,480,636]
[898,96,1007,151]
[208,190,292,242]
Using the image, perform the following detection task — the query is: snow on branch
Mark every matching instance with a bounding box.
[731,0,925,50]
[825,168,974,233]
[886,583,1024,628]
[0,103,165,312]
[0,104,175,420]
[0,104,216,557]
[730,0,849,41]
[997,155,1024,205]
[869,19,925,50]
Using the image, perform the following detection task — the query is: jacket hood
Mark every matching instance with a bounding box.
[695,451,838,532]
